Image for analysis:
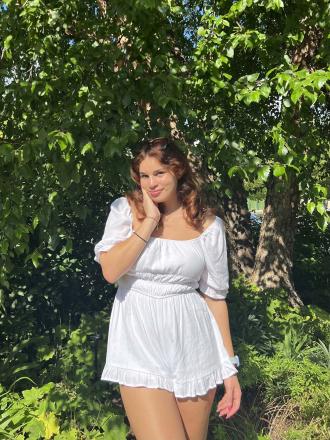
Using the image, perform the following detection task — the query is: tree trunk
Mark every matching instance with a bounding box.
[191,151,255,281]
[217,176,255,280]
[251,169,303,307]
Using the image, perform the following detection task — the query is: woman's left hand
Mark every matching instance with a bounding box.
[216,374,241,419]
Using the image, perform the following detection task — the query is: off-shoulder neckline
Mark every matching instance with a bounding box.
[121,196,219,242]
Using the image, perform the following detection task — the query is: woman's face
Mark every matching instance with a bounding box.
[139,155,178,202]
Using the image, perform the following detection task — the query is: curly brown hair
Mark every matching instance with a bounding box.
[124,137,215,231]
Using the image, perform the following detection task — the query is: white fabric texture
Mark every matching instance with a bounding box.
[93,196,238,398]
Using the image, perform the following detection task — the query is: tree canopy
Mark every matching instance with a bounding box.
[0,0,329,301]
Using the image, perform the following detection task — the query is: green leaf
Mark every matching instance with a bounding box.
[4,34,13,50]
[273,165,286,176]
[266,0,284,10]
[319,215,329,232]
[317,78,327,89]
[31,80,38,93]
[38,348,55,361]
[38,412,60,439]
[23,419,45,439]
[260,84,271,98]
[291,88,303,103]
[210,132,218,142]
[64,132,74,146]
[307,201,315,214]
[257,165,270,181]
[224,188,233,198]
[247,73,259,82]
[81,142,93,155]
[223,72,232,80]
[287,164,300,173]
[266,66,278,78]
[316,202,325,215]
[210,76,226,88]
[227,165,239,177]
[84,110,94,119]
[228,165,248,179]
[197,27,206,37]
[54,428,78,440]
[315,184,327,197]
[78,86,89,97]
[284,154,294,165]
[31,250,43,268]
[278,145,288,156]
[58,139,67,151]
[250,90,260,102]
[48,192,57,204]
[283,54,291,65]
[32,216,39,230]
[227,47,234,58]
[22,387,44,403]
[12,362,40,374]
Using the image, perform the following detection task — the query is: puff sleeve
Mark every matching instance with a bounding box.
[93,196,132,264]
[198,217,229,299]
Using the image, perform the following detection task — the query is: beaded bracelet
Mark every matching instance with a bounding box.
[133,230,148,243]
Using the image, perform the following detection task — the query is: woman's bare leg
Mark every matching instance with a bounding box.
[119,385,188,440]
[176,387,217,440]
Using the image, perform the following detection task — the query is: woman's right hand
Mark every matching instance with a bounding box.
[141,188,161,223]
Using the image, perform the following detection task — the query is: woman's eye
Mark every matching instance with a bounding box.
[141,172,164,178]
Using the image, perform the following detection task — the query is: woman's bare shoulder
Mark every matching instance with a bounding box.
[202,213,216,231]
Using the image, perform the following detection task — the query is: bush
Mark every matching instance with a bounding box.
[0,377,128,439]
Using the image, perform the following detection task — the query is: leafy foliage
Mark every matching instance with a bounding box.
[0,0,187,293]
[1,1,329,439]
[0,380,128,439]
[293,207,330,311]
[0,311,128,439]
[188,0,330,230]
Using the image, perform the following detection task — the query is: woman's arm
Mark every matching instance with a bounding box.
[100,217,156,284]
[200,294,235,357]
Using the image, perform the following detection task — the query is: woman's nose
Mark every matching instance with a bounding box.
[149,176,157,186]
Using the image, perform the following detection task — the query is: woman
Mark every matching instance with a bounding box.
[94,137,241,440]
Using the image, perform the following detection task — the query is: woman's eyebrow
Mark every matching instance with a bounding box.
[139,169,164,175]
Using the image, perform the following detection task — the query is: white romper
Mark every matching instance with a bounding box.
[94,196,238,398]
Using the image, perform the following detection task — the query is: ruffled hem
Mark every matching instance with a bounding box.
[101,364,238,398]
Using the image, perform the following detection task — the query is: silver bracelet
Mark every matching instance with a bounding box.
[133,230,148,243]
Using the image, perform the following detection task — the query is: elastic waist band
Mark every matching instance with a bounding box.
[118,276,197,298]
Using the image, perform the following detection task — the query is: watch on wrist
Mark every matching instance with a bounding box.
[229,355,240,368]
